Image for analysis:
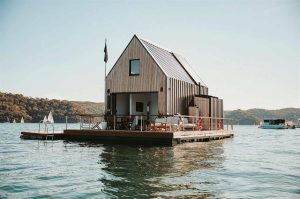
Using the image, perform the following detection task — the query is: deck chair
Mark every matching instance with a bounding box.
[107,115,116,130]
[92,122,101,129]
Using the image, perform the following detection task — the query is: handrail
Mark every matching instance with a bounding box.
[104,114,234,131]
[79,114,105,130]
[38,120,54,134]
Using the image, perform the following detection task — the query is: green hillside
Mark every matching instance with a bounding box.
[225,108,300,125]
[1,91,299,125]
[72,101,104,115]
[224,109,260,125]
[0,92,103,123]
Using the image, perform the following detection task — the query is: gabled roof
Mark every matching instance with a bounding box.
[137,36,206,86]
[107,35,207,86]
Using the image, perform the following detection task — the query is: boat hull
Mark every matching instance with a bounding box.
[260,124,287,129]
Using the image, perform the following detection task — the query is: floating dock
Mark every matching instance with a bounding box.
[20,129,234,146]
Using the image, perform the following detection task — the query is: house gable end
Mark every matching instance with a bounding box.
[106,35,167,94]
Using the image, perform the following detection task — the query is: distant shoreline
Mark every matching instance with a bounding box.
[1,91,299,125]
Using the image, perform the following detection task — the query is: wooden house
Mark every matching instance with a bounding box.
[106,35,223,122]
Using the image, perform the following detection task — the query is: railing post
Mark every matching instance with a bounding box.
[141,115,143,132]
[80,116,82,130]
[65,116,68,130]
[89,117,91,129]
[114,115,116,130]
[193,117,194,131]
[227,120,229,130]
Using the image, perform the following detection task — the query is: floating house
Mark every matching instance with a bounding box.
[20,35,233,146]
[106,35,223,129]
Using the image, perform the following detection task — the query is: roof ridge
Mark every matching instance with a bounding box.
[135,36,168,76]
[135,35,197,85]
[138,37,172,53]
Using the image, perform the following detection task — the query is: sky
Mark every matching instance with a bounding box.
[0,0,299,110]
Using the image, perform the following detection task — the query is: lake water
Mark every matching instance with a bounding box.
[0,124,299,198]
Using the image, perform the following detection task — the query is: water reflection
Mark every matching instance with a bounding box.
[98,141,225,198]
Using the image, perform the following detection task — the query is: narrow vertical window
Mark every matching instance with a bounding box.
[129,59,140,76]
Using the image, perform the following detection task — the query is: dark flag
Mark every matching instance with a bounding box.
[104,40,108,63]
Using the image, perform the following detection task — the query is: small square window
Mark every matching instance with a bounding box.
[136,102,144,112]
[130,59,140,76]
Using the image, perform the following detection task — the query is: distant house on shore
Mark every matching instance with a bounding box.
[106,35,223,123]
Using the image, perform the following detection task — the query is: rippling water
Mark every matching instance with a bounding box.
[1,124,299,198]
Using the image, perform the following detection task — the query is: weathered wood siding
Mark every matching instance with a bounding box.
[193,96,210,130]
[106,37,167,114]
[168,78,200,115]
[210,98,223,130]
[191,96,223,130]
[193,96,210,117]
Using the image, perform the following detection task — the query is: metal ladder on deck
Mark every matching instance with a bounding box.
[38,122,54,141]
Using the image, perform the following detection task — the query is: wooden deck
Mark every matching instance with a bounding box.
[20,129,234,146]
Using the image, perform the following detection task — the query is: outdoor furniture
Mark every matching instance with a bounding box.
[92,122,107,130]
[122,116,134,130]
[147,122,170,131]
[91,122,101,129]
[107,115,116,130]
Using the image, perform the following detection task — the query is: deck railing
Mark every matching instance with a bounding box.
[79,114,105,130]
[104,114,233,132]
[72,114,233,132]
[38,121,54,133]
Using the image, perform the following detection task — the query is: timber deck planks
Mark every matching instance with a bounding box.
[21,129,234,146]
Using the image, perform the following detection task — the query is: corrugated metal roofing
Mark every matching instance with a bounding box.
[172,53,207,87]
[139,38,196,84]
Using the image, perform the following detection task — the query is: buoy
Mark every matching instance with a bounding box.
[196,118,202,131]
[217,119,222,130]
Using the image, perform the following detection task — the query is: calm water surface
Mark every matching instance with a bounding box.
[0,124,299,198]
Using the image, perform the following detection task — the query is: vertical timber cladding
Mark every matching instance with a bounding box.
[168,78,200,115]
[106,36,167,114]
[210,97,223,130]
[192,96,223,130]
[193,96,210,130]
[210,97,218,130]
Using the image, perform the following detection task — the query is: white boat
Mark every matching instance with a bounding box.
[39,112,55,133]
[259,119,287,129]
[21,117,24,123]
[296,119,300,128]
[47,111,54,124]
[41,111,54,124]
[4,117,9,123]
[286,121,296,129]
[43,115,48,123]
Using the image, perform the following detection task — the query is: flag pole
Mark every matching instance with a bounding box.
[104,38,107,119]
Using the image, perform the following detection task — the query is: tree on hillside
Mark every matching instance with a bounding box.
[0,92,88,123]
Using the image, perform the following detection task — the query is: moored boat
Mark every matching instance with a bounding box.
[296,119,300,128]
[4,117,10,123]
[286,121,296,129]
[259,119,287,129]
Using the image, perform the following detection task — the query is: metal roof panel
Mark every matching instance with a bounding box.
[139,38,195,84]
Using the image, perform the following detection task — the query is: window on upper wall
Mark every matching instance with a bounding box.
[136,102,144,112]
[129,59,140,76]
